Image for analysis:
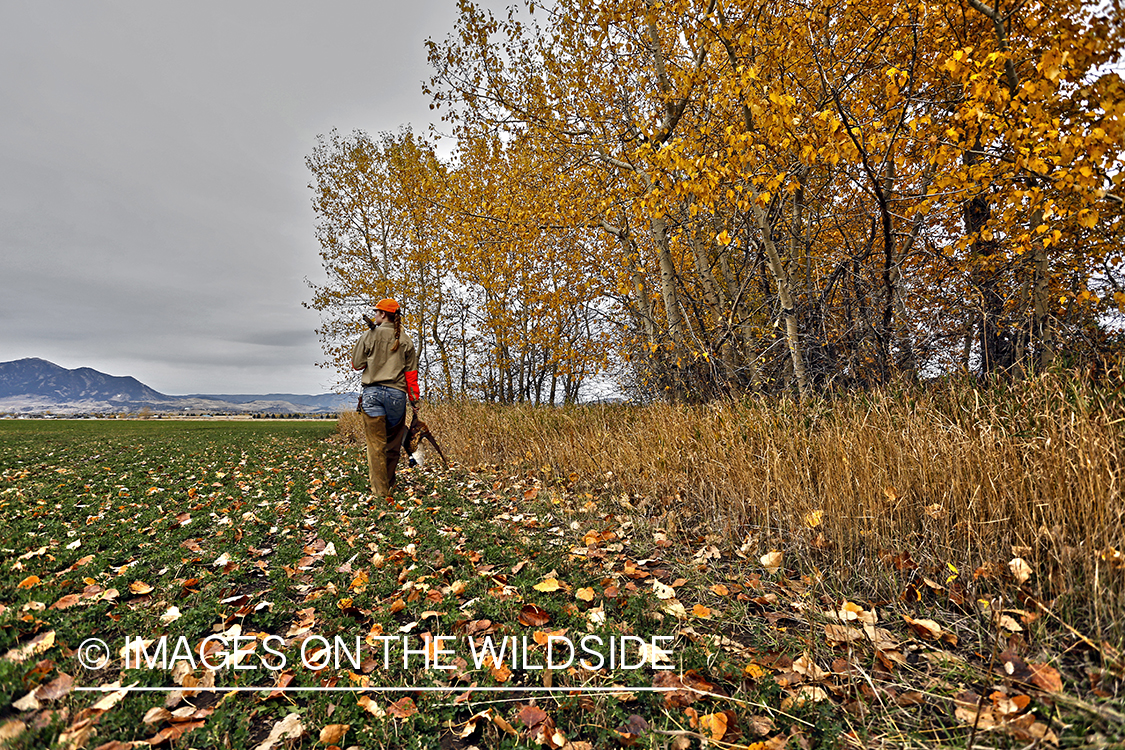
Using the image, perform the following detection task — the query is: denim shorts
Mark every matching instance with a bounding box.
[362,385,407,428]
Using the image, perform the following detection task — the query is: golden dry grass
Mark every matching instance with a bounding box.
[339,374,1125,641]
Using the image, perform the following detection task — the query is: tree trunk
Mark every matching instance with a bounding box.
[751,197,809,397]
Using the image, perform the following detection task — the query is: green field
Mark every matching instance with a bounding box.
[0,419,1119,749]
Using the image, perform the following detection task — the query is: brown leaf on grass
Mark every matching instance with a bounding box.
[902,614,957,644]
[990,691,1032,718]
[791,655,828,681]
[487,656,513,683]
[387,697,418,719]
[617,714,649,743]
[747,714,776,736]
[1029,662,1063,692]
[16,575,40,589]
[286,607,316,637]
[953,691,1058,745]
[453,709,491,738]
[263,671,295,700]
[760,550,783,574]
[492,713,518,737]
[90,682,133,712]
[699,712,728,741]
[129,581,154,595]
[350,570,369,592]
[517,704,548,728]
[532,629,569,647]
[12,691,39,712]
[997,651,1034,682]
[0,721,26,744]
[464,619,494,636]
[653,671,696,707]
[781,685,829,709]
[575,587,596,602]
[143,707,172,725]
[36,673,74,701]
[4,630,56,663]
[252,713,304,750]
[534,577,563,592]
[48,594,81,610]
[652,580,676,599]
[146,720,206,746]
[319,723,350,744]
[1009,557,1033,585]
[356,695,385,717]
[824,623,864,645]
[519,604,551,627]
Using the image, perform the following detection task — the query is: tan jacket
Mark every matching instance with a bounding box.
[351,325,418,393]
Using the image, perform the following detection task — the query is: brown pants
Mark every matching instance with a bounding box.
[361,412,408,496]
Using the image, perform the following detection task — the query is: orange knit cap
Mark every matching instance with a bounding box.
[375,298,400,314]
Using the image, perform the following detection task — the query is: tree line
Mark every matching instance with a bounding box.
[307,0,1124,402]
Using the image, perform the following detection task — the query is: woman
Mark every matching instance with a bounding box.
[351,298,420,496]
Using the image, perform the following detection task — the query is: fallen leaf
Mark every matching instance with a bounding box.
[492,713,518,737]
[12,691,40,712]
[388,697,419,719]
[0,721,26,744]
[91,681,134,711]
[143,707,173,725]
[3,630,56,663]
[252,712,304,750]
[902,614,956,644]
[534,578,562,593]
[781,685,828,709]
[747,714,775,736]
[319,723,350,744]
[824,623,864,645]
[146,721,206,745]
[129,581,154,595]
[1028,662,1063,692]
[16,575,40,590]
[760,551,783,574]
[699,712,728,741]
[357,695,385,717]
[487,656,513,683]
[998,614,1023,632]
[575,587,596,602]
[49,594,81,610]
[519,604,551,627]
[517,704,549,728]
[160,606,182,625]
[36,673,74,701]
[1009,557,1033,585]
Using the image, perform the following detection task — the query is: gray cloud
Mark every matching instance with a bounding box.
[1,1,465,394]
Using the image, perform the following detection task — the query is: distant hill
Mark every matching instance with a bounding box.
[0,357,168,402]
[0,358,353,415]
[184,393,354,410]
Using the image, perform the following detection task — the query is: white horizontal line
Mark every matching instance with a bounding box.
[74,686,678,693]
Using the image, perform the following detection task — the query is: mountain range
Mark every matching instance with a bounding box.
[0,358,354,415]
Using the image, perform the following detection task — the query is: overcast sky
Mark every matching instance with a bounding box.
[1,1,472,395]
